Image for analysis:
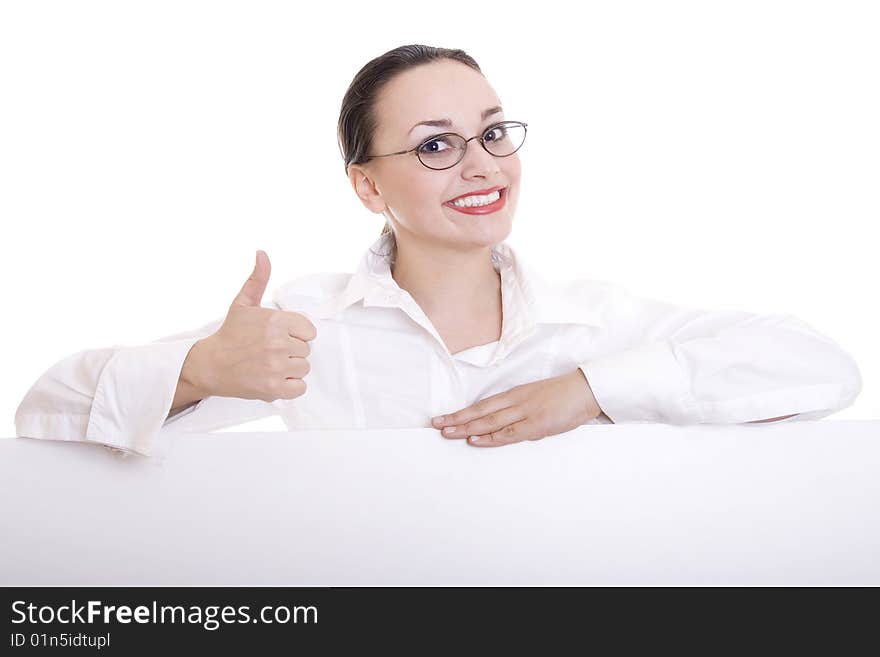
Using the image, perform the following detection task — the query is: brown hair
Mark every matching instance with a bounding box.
[337,44,483,257]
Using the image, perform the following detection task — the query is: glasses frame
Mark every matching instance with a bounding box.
[363,120,528,170]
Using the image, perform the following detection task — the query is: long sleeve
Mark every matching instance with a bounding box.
[14,307,278,458]
[576,284,863,424]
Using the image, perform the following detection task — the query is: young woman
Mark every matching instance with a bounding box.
[14,44,862,457]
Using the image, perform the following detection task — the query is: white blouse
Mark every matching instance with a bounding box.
[14,232,863,457]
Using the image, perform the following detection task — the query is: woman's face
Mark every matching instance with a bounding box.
[350,59,522,253]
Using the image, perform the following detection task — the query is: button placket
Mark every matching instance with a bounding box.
[428,341,465,418]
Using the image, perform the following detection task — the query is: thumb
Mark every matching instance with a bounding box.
[232,250,271,307]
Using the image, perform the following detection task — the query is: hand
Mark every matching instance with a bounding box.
[431,369,603,447]
[184,250,317,402]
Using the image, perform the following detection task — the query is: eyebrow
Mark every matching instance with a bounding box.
[408,106,504,135]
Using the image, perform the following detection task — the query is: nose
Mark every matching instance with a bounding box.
[459,137,501,177]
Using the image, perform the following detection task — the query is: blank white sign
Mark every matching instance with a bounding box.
[2,420,879,585]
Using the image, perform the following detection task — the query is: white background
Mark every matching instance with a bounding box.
[2,0,877,433]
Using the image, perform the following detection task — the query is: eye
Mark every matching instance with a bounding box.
[483,123,510,142]
[418,135,457,154]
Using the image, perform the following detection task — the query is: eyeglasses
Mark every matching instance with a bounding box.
[363,120,528,171]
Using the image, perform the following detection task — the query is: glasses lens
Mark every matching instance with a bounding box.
[483,122,527,157]
[417,134,467,170]
[415,122,527,169]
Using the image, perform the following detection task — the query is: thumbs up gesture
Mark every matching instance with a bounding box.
[188,250,317,403]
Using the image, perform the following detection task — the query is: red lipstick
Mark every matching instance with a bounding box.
[443,186,507,215]
[445,185,506,203]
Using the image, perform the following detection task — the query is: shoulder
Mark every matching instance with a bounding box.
[547,275,633,312]
[506,241,629,308]
[559,277,688,319]
[556,276,629,301]
[521,264,633,328]
[271,272,351,310]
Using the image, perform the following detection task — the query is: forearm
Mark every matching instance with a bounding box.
[574,368,605,423]
[169,382,202,417]
[577,360,800,425]
[169,339,212,417]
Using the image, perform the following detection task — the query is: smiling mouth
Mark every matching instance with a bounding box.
[444,186,508,211]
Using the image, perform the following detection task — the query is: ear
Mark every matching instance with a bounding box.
[348,164,386,214]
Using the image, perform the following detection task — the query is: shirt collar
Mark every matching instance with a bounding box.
[308,232,606,329]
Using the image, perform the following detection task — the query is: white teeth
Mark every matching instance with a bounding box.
[449,189,502,207]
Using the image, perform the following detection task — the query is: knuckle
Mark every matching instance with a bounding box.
[280,338,308,357]
[288,312,317,340]
[285,378,307,399]
[301,319,318,341]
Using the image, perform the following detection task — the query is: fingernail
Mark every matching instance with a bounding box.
[432,416,445,427]
[469,435,482,442]
[443,426,457,434]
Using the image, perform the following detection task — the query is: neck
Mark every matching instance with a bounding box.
[389,233,502,320]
